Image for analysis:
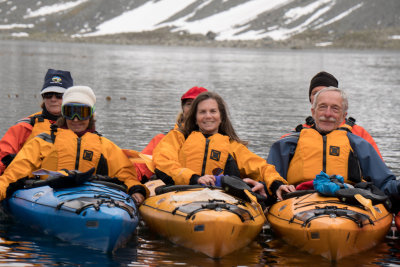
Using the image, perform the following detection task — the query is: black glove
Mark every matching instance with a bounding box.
[47,168,95,189]
[1,154,16,167]
[221,175,268,204]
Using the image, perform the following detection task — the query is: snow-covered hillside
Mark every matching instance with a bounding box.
[0,0,399,48]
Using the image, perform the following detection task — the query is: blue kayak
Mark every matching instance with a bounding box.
[3,181,139,253]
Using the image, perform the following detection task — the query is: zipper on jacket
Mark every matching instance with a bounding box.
[322,135,327,173]
[75,137,81,170]
[201,139,210,176]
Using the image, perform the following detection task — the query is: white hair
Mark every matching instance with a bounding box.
[312,87,348,113]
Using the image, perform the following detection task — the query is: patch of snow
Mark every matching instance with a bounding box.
[11,32,29,37]
[78,0,294,41]
[261,2,334,40]
[0,23,33,29]
[54,0,368,42]
[24,0,89,18]
[166,0,293,40]
[315,41,332,46]
[313,3,363,29]
[81,0,198,37]
[284,0,331,24]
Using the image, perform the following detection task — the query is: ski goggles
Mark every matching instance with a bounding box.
[62,103,94,120]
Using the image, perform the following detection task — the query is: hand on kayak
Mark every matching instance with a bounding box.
[198,175,216,186]
[242,178,267,197]
[131,193,145,206]
[276,184,296,200]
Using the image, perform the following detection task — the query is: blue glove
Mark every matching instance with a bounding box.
[313,171,347,196]
[215,175,223,187]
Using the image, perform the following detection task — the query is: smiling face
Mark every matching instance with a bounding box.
[43,94,63,115]
[66,117,90,133]
[311,90,347,134]
[196,98,221,135]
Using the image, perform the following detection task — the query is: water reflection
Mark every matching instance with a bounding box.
[134,225,267,266]
[0,40,399,265]
[1,211,400,265]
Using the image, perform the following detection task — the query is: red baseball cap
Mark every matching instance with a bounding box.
[181,86,208,100]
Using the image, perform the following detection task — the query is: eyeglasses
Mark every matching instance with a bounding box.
[316,104,342,114]
[62,103,94,120]
[42,92,63,99]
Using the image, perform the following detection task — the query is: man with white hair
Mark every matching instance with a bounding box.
[267,87,400,208]
[287,71,382,158]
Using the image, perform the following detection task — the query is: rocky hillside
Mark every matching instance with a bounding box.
[0,0,399,49]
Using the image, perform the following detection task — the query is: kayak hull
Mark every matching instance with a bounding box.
[267,192,392,261]
[140,187,265,258]
[4,182,139,253]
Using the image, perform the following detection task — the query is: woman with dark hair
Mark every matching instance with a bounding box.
[153,91,295,200]
[135,86,208,182]
[0,86,147,205]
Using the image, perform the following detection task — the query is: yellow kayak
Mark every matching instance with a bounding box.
[267,191,392,261]
[140,180,266,258]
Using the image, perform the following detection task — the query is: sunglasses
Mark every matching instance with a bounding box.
[42,92,63,99]
[62,103,94,121]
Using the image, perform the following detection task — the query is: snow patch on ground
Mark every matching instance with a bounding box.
[24,0,89,19]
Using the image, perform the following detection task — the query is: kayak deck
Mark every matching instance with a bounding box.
[5,182,139,253]
[140,187,265,258]
[267,192,392,261]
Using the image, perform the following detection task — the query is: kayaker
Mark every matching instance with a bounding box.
[0,69,73,175]
[135,86,208,183]
[281,71,382,159]
[153,91,295,201]
[268,87,400,210]
[0,86,147,205]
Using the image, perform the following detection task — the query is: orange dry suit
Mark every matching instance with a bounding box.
[0,109,58,174]
[153,130,287,196]
[0,126,147,200]
[135,123,179,182]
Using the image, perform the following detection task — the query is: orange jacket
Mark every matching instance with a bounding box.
[153,130,287,195]
[350,124,382,159]
[0,111,55,174]
[135,133,165,181]
[0,127,146,200]
[134,124,179,182]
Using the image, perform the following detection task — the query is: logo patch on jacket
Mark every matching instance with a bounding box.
[329,146,340,156]
[83,150,93,161]
[210,150,221,161]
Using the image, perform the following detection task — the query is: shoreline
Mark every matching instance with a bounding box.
[1,28,400,50]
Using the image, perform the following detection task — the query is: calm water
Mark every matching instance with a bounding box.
[0,40,400,266]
